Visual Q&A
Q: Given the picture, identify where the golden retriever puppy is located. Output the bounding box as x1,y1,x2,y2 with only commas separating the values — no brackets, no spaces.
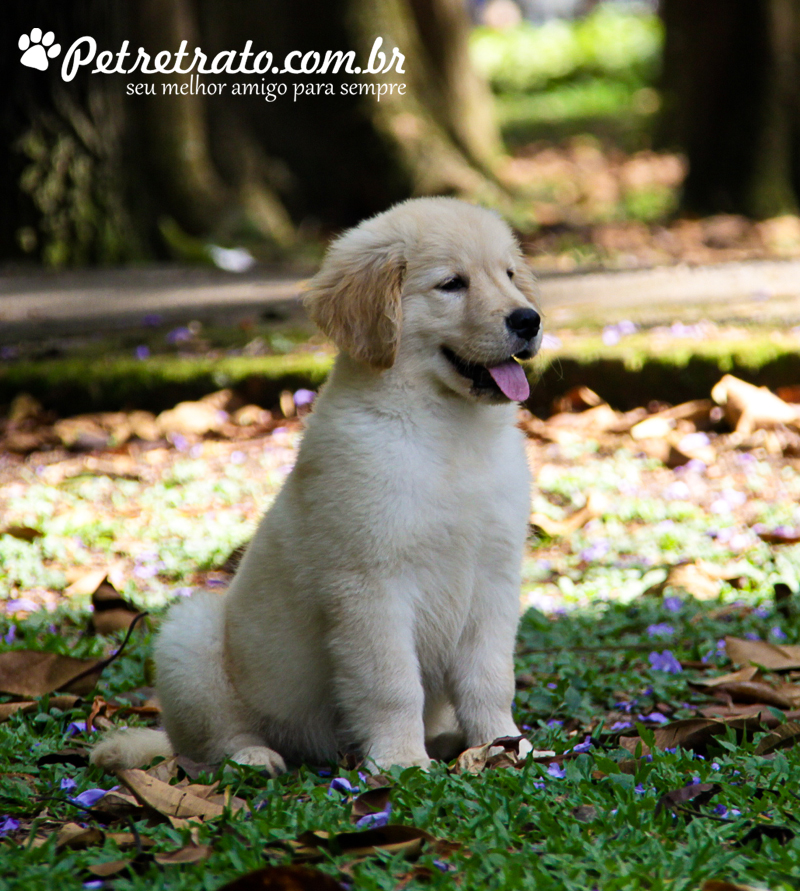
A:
91,197,542,775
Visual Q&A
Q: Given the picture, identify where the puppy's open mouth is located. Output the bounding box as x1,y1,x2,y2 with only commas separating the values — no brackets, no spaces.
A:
442,346,531,402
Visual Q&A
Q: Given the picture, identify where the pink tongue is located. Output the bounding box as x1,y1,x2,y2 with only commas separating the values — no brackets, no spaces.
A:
488,360,529,402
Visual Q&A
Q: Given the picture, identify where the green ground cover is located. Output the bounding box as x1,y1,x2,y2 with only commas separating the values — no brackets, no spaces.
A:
3,414,800,888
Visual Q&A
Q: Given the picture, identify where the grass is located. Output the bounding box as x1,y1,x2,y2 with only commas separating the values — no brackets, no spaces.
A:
5,326,800,418
4,414,800,887
3,586,800,888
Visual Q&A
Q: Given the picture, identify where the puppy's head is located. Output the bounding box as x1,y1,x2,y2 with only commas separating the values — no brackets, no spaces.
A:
305,197,542,403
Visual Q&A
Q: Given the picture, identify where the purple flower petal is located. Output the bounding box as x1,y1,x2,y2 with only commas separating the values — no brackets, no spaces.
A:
134,345,150,360
4,598,39,613
648,650,682,673
293,389,316,407
0,816,20,835
355,806,391,829
3,625,16,644
663,596,682,613
71,788,109,808
166,326,192,344
60,777,77,792
547,763,566,779
771,626,788,641
610,721,633,731
646,623,675,638
328,777,354,796
66,721,87,736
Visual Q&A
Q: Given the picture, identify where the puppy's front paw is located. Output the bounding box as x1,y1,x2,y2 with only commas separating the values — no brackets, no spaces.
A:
230,745,287,777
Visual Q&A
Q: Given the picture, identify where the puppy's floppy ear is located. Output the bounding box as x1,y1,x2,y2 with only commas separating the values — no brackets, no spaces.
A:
304,227,406,370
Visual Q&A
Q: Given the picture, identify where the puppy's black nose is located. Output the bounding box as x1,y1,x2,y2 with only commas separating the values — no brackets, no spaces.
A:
506,308,541,341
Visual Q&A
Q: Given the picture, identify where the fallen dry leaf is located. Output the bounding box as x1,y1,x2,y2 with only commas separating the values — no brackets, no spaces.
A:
753,721,800,756
37,746,89,767
692,666,759,688
153,843,213,865
711,374,799,436
56,823,105,850
157,401,225,437
0,651,105,698
116,768,227,821
630,416,675,441
531,491,608,537
725,636,800,670
0,525,43,542
647,562,722,601
89,580,143,635
290,825,434,863
351,787,391,823
655,783,720,816
218,865,345,891
702,880,774,891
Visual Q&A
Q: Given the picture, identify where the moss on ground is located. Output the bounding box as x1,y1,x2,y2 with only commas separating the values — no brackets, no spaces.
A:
3,332,799,416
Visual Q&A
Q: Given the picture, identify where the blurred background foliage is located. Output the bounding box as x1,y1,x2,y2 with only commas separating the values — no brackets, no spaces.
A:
2,0,800,270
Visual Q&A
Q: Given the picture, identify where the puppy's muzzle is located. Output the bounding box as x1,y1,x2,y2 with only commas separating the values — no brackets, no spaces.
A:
506,308,541,342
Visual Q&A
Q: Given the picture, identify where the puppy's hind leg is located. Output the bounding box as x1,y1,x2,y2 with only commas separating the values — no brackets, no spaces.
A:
154,592,286,776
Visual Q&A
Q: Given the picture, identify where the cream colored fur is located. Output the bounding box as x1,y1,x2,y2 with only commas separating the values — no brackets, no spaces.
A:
91,197,542,775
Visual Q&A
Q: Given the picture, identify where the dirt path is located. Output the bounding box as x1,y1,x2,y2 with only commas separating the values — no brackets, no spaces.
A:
2,258,800,343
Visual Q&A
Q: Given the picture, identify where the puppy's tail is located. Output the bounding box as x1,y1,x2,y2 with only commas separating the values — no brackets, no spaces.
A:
90,727,174,772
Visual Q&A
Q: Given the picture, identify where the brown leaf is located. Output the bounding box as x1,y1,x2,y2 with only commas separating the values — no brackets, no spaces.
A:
175,754,217,780
116,768,226,821
530,492,608,538
54,416,110,450
710,681,798,709
0,525,43,542
725,636,800,670
452,736,538,775
90,788,143,821
351,787,391,822
153,843,213,865
56,823,105,849
218,865,345,890
655,783,720,816
157,401,225,437
692,666,759,688
551,386,604,414
37,746,89,768
0,650,105,698
712,374,799,436
290,825,433,862
702,881,773,891
757,529,800,545
0,700,37,721
754,721,800,756
86,578,143,634
104,832,156,851
86,858,137,877
64,569,110,599
661,563,722,601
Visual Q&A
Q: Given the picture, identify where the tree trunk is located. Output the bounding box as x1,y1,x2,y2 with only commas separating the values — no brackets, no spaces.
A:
1,0,504,265
659,0,800,218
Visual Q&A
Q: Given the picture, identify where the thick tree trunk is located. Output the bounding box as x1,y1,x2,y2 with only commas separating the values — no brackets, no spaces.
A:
659,0,800,218
1,0,504,265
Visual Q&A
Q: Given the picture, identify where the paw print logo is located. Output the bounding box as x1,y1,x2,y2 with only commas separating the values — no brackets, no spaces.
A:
19,29,61,71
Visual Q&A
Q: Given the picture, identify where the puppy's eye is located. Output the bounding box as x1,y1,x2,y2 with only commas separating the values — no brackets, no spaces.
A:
438,275,468,292
507,268,514,280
